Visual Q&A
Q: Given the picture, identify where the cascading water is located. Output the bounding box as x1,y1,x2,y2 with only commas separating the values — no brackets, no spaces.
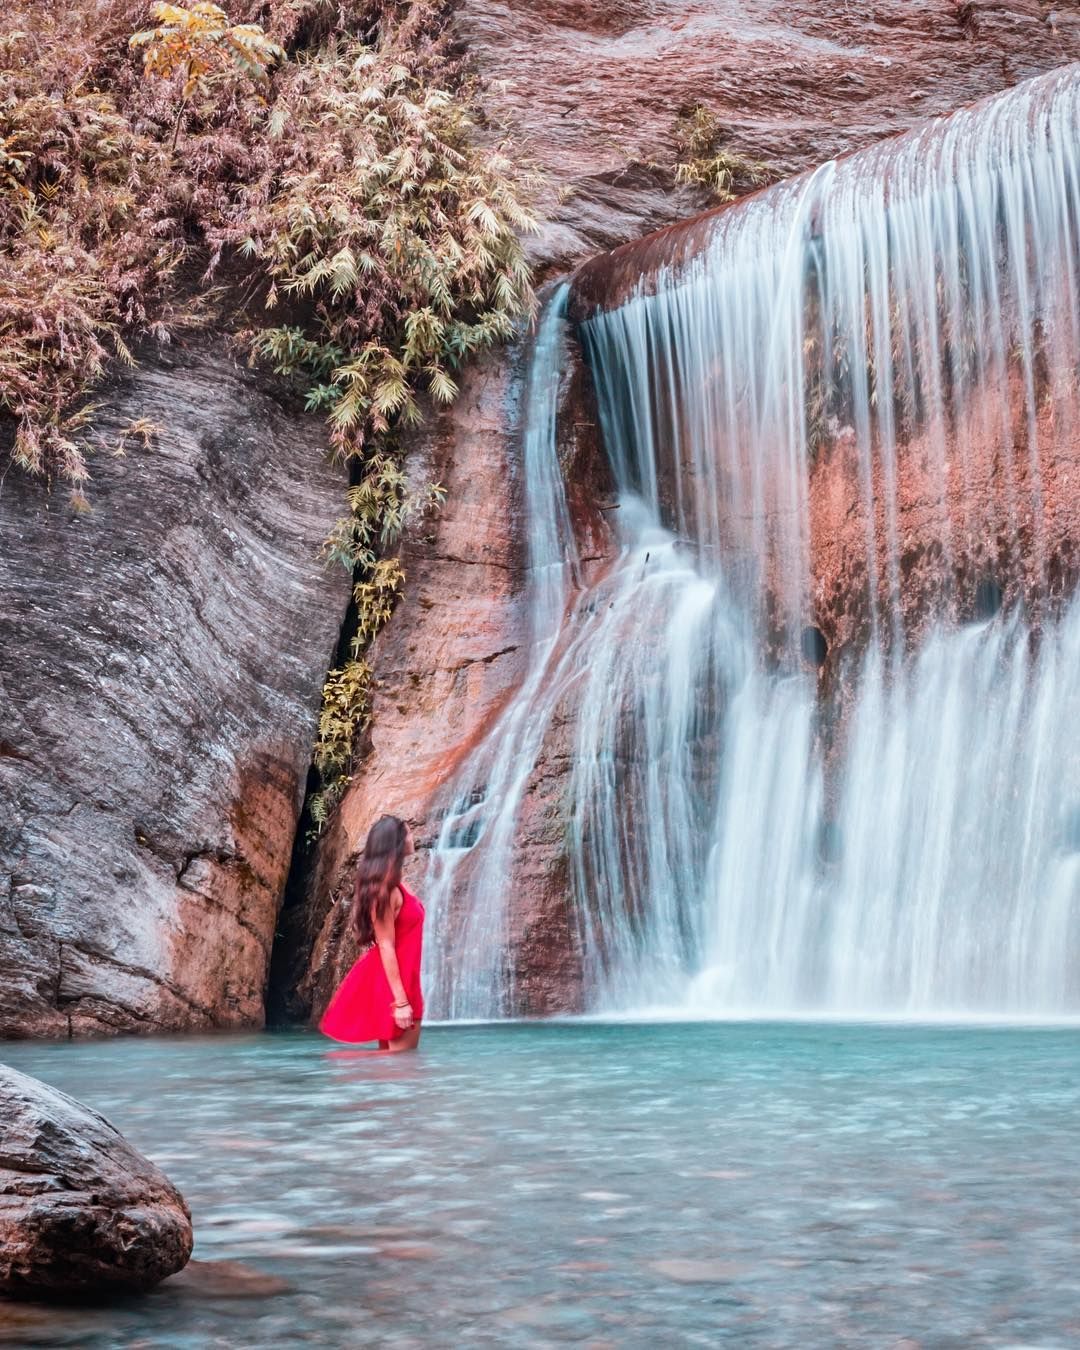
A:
427,67,1080,1020
423,285,579,1019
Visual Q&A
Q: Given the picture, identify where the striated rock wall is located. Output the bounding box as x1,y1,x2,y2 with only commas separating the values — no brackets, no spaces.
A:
0,341,349,1037
283,1,1080,1019
460,0,1080,267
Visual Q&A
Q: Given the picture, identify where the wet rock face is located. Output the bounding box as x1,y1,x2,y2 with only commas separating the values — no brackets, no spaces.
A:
287,339,613,1025
457,0,1080,270
808,373,1080,665
277,347,535,1022
290,2,1080,1021
0,340,349,1038
0,1064,192,1296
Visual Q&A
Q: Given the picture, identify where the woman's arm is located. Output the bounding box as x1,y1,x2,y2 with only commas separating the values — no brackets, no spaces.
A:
372,888,413,1028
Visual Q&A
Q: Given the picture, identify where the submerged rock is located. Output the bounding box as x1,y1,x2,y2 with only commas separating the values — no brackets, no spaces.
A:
0,1065,193,1297
164,1259,290,1300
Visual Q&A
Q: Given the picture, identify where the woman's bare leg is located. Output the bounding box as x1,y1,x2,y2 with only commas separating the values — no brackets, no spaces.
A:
386,1024,421,1054
327,1029,420,1056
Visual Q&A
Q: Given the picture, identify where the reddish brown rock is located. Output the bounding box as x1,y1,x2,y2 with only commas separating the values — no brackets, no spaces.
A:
290,2,1080,1020
568,62,1080,668
808,371,1080,661
164,1259,291,1299
285,335,614,1023
802,367,1080,806
458,0,1080,271
0,339,349,1038
278,347,532,1020
0,1064,192,1296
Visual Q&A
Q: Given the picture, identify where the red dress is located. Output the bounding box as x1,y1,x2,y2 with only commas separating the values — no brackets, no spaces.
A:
320,886,425,1043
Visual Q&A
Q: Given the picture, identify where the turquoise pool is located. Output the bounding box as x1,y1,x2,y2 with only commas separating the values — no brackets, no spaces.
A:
2,1021,1078,1347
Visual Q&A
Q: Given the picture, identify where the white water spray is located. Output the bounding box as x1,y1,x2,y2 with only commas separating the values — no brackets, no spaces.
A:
427,69,1080,1018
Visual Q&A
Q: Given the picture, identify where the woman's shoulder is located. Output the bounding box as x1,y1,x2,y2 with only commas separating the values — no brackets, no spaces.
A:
397,884,424,914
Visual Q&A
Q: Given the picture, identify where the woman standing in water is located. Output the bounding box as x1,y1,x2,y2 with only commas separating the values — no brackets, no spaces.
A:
320,815,425,1053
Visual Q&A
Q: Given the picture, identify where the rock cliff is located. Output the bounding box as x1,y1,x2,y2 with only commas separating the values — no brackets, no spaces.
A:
461,0,1080,266
5,2,1080,1034
289,1,1080,1022
0,341,348,1037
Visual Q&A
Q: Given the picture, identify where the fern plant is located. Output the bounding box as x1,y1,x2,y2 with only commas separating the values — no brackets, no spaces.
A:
308,658,373,833
673,105,771,203
131,2,284,148
244,32,536,458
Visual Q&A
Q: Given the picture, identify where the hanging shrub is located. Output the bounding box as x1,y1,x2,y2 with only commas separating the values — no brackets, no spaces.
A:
1,0,537,830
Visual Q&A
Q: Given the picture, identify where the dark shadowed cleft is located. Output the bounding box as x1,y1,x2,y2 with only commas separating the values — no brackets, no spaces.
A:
800,625,829,666
973,577,1003,621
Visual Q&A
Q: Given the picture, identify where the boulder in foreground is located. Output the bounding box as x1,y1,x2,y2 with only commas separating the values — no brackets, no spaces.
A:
0,1065,193,1298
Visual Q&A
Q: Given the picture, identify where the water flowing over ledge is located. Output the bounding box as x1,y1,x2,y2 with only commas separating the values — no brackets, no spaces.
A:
570,63,1080,325
424,66,1080,1022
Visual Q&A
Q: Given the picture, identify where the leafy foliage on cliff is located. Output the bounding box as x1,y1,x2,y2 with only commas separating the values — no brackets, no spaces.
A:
245,35,534,457
309,658,373,834
1,1,534,485
1,0,536,828
673,105,771,203
131,2,284,149
1,9,160,484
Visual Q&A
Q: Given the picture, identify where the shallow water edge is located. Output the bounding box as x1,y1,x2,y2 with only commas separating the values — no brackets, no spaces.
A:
2,1021,1078,1348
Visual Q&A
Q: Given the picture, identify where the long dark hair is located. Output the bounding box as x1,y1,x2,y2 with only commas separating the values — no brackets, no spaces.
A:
352,814,408,948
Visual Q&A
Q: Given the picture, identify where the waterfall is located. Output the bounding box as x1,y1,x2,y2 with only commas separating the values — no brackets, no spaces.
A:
422,284,579,1019
427,68,1080,1020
